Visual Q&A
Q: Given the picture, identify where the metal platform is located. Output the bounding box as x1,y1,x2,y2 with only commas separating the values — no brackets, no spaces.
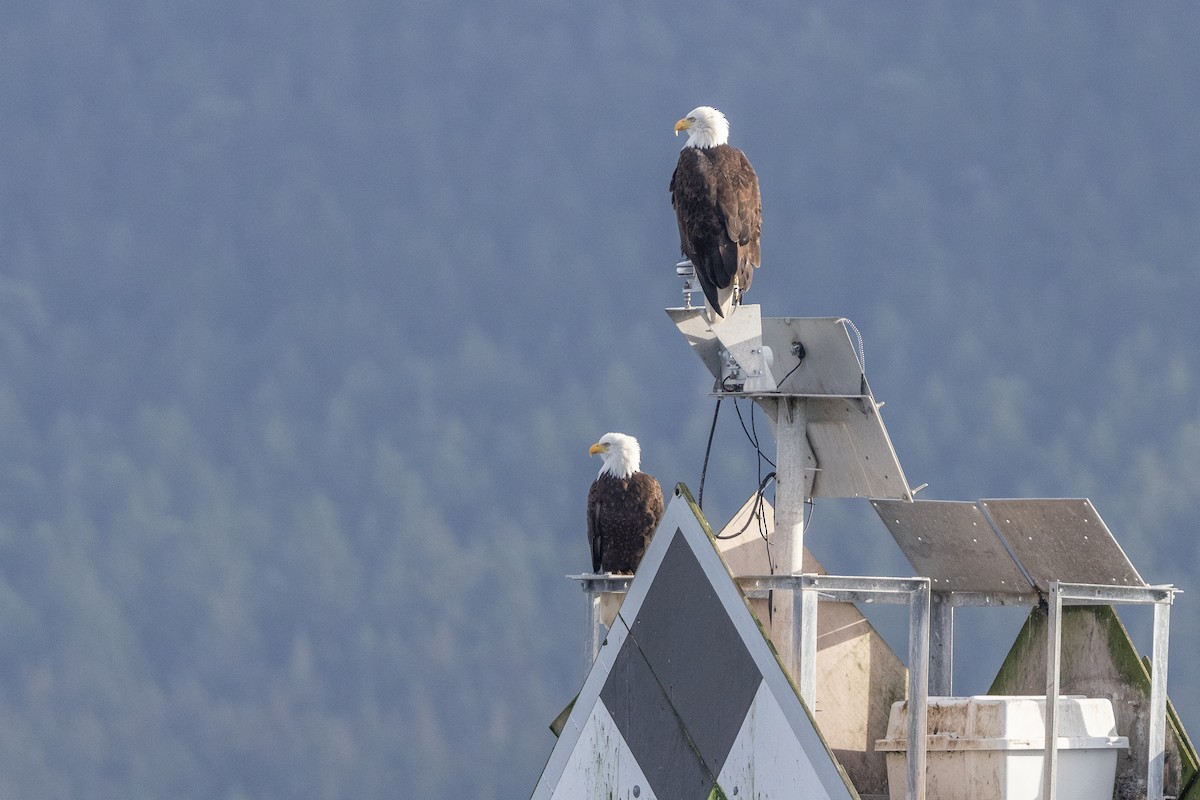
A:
871,498,1032,594
981,498,1143,590
872,497,1145,596
871,496,1176,800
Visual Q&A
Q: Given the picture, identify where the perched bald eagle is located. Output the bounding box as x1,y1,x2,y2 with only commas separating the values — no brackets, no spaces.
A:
587,433,665,574
670,106,762,320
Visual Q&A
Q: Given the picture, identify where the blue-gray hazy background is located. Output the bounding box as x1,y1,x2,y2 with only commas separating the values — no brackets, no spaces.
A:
3,2,1199,798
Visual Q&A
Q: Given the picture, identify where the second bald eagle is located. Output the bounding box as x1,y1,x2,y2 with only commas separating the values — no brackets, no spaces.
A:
587,433,664,574
670,106,762,320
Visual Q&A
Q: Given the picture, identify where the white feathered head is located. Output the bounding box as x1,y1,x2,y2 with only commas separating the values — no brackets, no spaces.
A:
588,432,641,479
674,106,730,149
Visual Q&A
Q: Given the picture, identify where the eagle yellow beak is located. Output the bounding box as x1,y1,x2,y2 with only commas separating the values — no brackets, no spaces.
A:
674,117,691,136
589,442,607,456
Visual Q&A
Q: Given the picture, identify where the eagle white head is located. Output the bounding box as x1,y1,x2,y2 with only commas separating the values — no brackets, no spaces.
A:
674,106,730,149
588,432,642,479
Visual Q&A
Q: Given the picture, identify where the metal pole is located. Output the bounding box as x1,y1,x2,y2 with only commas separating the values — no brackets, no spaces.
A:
907,581,930,800
800,580,818,707
773,396,811,683
586,591,601,669
1044,582,1062,800
929,592,953,695
775,396,809,575
1148,599,1171,800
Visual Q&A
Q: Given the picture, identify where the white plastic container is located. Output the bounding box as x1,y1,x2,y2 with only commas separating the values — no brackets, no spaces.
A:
875,695,1127,800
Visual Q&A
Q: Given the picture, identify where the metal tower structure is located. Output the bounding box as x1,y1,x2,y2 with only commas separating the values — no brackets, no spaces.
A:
542,281,1183,800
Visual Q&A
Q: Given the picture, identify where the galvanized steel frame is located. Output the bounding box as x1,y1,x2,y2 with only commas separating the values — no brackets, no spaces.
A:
1043,581,1178,800
654,309,1181,799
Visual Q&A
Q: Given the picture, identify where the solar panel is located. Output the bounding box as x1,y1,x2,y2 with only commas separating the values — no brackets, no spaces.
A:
980,498,1145,591
871,499,1033,593
872,498,1147,595
760,317,865,396
803,397,911,500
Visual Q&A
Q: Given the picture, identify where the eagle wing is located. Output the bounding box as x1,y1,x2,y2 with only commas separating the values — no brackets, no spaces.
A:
632,473,666,561
587,473,665,574
587,482,605,573
671,149,737,310
671,145,762,314
713,147,762,293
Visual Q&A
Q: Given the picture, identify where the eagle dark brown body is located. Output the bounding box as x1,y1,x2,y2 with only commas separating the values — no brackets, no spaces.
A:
587,472,665,574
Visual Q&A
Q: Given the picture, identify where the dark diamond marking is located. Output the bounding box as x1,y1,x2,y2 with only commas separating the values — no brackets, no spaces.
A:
601,634,712,799
602,529,762,794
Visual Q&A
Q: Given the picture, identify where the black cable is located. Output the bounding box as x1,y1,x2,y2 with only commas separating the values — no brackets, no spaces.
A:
697,397,721,509
749,402,772,501
749,403,777,575
714,471,776,539
698,397,787,615
776,358,803,387
732,398,776,469
750,398,760,451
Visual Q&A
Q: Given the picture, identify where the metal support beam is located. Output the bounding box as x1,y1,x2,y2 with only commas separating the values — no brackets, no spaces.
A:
1042,581,1177,800
929,593,953,695
1149,598,1171,800
755,574,929,800
744,574,927,596
771,396,813,684
936,591,1040,607
908,584,930,800
570,574,632,668
774,397,810,575
799,583,818,706
1044,581,1063,800
586,592,601,669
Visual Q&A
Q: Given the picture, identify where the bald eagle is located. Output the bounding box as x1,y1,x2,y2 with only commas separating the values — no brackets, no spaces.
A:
587,433,665,574
670,106,762,320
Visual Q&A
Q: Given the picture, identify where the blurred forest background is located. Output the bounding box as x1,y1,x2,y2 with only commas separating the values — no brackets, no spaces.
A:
2,2,1199,798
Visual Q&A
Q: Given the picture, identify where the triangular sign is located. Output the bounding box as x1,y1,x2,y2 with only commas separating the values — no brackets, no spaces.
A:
532,484,859,800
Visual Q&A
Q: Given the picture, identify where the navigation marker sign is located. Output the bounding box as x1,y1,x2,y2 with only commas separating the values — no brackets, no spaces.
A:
532,485,858,800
